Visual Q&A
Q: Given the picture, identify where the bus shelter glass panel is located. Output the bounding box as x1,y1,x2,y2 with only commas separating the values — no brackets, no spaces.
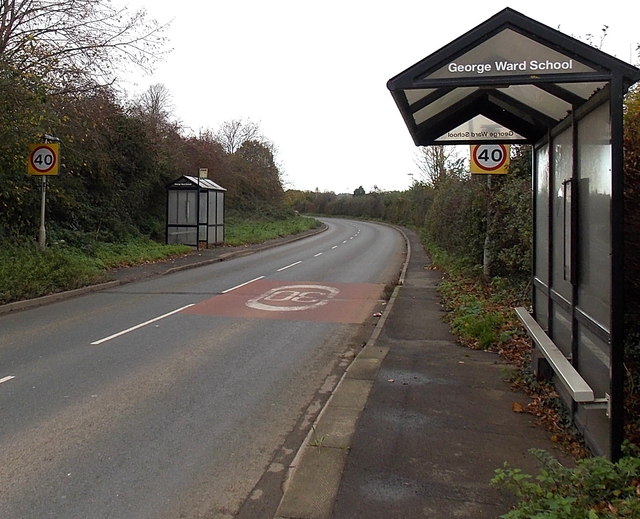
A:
414,87,478,125
574,102,612,456
534,143,550,328
405,88,435,105
167,190,198,245
183,191,197,225
216,192,225,243
168,227,197,245
208,193,216,227
168,191,178,225
198,191,208,242
575,323,612,455
199,192,208,224
577,103,612,329
550,127,574,359
505,85,571,120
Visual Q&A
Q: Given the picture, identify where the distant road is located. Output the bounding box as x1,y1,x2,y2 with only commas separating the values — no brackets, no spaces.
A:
0,218,404,519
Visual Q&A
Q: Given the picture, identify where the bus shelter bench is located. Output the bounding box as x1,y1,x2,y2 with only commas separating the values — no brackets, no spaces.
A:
514,307,608,412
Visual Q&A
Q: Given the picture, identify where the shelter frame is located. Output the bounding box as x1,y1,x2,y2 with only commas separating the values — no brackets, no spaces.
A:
387,8,640,458
166,175,226,249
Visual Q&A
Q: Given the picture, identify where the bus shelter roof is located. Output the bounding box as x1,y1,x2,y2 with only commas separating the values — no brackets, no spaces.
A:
387,8,640,146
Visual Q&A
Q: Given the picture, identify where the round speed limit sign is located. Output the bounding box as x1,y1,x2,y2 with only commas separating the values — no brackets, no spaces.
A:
27,143,60,175
470,144,510,174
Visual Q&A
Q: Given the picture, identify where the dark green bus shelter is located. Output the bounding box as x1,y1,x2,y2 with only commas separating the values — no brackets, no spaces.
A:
388,8,640,458
166,175,226,248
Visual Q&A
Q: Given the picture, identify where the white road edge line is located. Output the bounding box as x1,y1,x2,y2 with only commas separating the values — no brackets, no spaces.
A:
331,246,338,249
277,261,302,272
90,304,195,345
0,375,15,384
314,253,323,257
221,276,264,294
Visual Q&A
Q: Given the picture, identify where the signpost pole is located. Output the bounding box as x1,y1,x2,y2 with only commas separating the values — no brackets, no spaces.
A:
28,134,60,250
38,175,47,250
482,175,492,280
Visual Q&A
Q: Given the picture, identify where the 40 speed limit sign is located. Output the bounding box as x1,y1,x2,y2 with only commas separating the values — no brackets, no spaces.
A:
27,143,60,176
470,144,510,174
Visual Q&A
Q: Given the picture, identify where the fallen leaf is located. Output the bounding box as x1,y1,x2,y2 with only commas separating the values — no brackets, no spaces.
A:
512,402,525,413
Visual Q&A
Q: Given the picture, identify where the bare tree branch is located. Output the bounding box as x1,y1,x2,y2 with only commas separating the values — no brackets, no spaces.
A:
0,0,170,94
415,145,466,186
215,119,265,154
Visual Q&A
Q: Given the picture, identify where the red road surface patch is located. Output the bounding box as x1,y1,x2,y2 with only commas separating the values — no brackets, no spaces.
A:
183,279,385,323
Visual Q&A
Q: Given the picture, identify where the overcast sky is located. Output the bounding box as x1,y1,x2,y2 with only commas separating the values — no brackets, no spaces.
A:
118,1,639,194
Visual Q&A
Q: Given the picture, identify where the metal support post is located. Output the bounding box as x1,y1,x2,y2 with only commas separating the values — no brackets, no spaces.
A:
39,175,47,250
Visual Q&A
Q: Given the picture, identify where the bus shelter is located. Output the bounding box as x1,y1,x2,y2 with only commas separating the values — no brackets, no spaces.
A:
166,175,226,248
387,8,640,458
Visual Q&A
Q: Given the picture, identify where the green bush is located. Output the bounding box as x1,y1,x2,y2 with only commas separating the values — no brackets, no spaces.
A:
486,148,533,281
424,175,486,266
492,449,640,519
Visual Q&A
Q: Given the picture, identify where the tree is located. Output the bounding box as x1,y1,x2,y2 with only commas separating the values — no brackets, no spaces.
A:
353,186,365,197
415,145,466,187
173,132,227,184
486,146,533,281
624,85,640,317
215,119,264,154
0,59,50,239
230,139,283,207
623,84,640,446
133,83,176,135
0,0,168,94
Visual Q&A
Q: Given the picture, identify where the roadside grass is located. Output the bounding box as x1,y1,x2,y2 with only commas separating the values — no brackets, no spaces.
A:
0,243,106,304
0,239,191,305
91,240,192,269
0,215,321,305
429,248,527,354
224,214,320,246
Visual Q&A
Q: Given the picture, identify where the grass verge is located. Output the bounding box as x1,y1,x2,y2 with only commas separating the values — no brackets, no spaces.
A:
0,239,192,305
0,215,321,305
224,214,321,246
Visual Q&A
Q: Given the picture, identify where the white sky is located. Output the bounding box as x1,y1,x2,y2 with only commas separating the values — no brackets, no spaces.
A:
118,1,639,194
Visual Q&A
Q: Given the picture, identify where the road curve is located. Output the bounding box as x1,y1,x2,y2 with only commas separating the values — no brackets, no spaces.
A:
0,218,405,519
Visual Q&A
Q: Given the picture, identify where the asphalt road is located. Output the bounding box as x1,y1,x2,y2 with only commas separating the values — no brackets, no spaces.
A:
0,218,405,519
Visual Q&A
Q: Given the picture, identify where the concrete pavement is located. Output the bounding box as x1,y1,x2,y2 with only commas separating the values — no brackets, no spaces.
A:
273,228,567,519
